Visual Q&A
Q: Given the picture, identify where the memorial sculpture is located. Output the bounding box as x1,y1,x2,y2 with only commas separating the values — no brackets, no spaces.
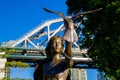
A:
34,7,102,80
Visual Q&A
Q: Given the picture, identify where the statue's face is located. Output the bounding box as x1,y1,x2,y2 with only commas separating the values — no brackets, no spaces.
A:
52,37,62,53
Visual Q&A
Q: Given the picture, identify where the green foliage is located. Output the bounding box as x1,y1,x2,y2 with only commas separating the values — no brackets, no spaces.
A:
5,61,29,67
66,0,120,79
0,47,16,54
2,77,32,80
0,47,16,58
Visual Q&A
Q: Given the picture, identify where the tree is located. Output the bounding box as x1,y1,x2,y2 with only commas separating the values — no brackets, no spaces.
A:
66,0,120,79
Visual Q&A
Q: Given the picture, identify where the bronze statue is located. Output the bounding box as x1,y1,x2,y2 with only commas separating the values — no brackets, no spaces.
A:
34,7,102,80
34,36,73,80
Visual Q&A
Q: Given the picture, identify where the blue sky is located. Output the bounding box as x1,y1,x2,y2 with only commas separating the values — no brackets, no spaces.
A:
0,0,67,43
0,0,98,80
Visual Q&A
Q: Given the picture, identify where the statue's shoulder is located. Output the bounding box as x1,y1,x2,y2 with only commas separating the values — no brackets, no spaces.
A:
37,58,50,65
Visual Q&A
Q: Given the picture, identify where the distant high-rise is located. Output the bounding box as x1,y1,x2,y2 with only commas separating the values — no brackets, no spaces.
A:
97,71,105,80
70,68,87,80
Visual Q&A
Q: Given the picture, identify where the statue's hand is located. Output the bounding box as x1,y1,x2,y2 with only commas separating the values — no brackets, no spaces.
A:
62,29,78,42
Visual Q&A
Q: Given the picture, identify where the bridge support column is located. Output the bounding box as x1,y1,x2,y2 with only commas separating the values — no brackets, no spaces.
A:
0,52,7,79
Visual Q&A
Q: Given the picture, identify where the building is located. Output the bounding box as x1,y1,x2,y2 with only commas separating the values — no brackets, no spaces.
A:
70,68,87,80
97,71,105,80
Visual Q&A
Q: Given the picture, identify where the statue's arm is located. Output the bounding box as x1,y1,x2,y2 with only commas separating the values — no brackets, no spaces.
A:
64,41,73,68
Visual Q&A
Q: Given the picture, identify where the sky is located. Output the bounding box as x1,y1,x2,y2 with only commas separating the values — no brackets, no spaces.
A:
0,0,98,80
0,0,67,43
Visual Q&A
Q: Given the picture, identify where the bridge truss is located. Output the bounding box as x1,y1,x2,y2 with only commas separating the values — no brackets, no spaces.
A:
1,17,95,68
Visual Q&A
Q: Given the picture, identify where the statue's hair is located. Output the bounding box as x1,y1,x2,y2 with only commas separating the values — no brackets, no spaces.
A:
45,36,64,57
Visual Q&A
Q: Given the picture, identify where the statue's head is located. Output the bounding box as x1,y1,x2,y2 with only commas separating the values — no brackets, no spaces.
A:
45,36,64,57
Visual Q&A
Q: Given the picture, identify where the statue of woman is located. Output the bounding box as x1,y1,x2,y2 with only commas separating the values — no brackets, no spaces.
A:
43,36,73,80
34,7,79,80
34,36,73,80
33,7,102,80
